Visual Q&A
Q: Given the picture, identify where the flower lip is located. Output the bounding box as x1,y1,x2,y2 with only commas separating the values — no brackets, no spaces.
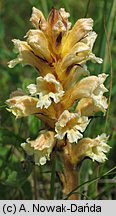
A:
27,73,64,109
72,133,111,164
88,133,111,163
91,73,108,114
55,110,90,143
21,131,56,166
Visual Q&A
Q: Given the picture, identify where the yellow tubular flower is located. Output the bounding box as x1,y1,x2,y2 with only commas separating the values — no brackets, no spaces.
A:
55,110,90,143
75,98,100,116
72,134,111,164
30,7,71,57
27,73,64,109
61,18,102,64
26,29,52,62
21,131,56,165
6,91,57,127
60,73,108,114
47,8,71,55
62,64,89,90
62,18,93,52
8,39,54,76
56,18,102,83
61,42,92,70
6,95,40,118
61,41,102,71
81,31,103,63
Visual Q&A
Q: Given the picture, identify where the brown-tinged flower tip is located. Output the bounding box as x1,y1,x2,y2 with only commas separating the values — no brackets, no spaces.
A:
30,7,47,30
48,7,71,35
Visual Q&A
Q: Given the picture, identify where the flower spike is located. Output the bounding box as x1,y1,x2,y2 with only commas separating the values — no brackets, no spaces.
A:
7,6,110,200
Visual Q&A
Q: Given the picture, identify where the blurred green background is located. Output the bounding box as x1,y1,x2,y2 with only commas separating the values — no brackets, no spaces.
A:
0,0,116,199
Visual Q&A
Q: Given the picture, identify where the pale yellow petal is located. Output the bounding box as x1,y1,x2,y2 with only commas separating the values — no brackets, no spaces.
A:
60,74,108,113
63,65,89,90
55,110,90,143
6,95,40,118
76,98,100,116
81,31,97,49
21,131,56,165
27,73,64,109
62,18,93,54
71,134,110,164
61,42,91,70
8,39,53,76
26,29,52,62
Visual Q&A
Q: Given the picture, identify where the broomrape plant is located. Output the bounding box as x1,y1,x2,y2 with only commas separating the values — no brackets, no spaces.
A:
6,7,111,199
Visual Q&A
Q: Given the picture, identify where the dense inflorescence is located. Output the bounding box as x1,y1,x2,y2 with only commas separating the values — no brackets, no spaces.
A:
6,7,110,197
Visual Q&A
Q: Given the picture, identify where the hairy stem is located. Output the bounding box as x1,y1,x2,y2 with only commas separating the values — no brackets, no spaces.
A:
59,143,80,200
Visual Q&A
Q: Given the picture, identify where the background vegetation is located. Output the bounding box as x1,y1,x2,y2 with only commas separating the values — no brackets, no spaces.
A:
0,0,116,199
